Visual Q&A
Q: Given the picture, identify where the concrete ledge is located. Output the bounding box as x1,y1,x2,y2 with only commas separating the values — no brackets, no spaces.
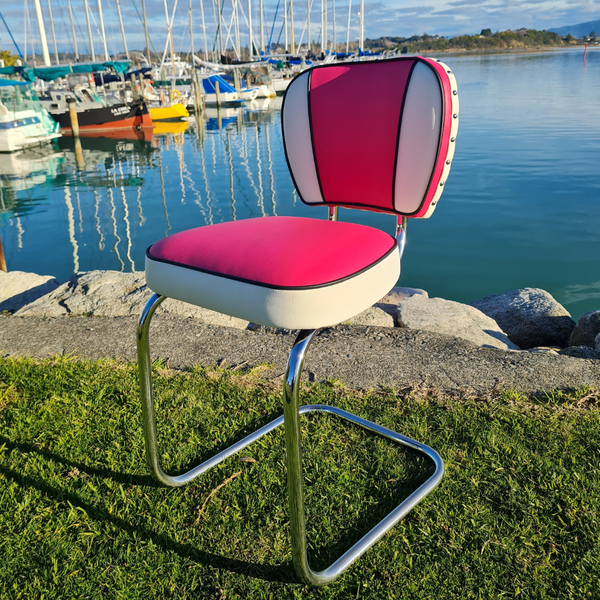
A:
2,314,599,394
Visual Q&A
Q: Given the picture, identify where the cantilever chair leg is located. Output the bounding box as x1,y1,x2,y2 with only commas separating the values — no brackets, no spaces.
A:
137,293,288,487
136,293,444,585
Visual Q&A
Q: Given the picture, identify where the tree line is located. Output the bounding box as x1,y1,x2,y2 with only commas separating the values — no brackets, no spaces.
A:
365,28,582,54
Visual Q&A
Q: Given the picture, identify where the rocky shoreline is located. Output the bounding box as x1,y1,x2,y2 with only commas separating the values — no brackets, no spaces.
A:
2,269,599,358
1,270,600,394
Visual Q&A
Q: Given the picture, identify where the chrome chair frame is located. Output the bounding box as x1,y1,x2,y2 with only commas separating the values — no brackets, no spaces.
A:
137,290,444,586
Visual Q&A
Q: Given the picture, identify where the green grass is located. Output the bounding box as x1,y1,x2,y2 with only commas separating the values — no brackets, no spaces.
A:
0,356,599,599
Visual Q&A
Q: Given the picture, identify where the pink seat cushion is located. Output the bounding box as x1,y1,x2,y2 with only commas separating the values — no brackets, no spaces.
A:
147,216,396,289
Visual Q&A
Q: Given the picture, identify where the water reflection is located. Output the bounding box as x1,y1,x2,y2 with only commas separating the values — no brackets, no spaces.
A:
0,147,64,194
1,52,599,319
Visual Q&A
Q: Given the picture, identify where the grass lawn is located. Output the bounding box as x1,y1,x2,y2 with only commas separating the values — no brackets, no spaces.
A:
0,355,599,599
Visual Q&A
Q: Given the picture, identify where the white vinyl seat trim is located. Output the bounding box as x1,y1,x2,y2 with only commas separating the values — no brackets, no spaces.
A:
394,62,443,214
145,249,400,330
282,70,325,205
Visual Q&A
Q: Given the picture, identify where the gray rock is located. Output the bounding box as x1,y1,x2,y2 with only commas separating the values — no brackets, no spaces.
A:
559,346,599,359
569,310,600,348
345,306,395,328
596,333,600,354
470,288,575,349
14,270,249,329
375,286,428,321
525,347,560,355
396,295,519,350
0,271,60,313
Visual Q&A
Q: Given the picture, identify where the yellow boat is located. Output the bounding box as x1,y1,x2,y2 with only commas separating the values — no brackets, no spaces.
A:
149,102,189,122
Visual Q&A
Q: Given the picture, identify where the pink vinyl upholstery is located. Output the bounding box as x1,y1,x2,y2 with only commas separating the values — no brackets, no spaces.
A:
282,57,458,218
147,217,396,288
145,217,400,329
146,57,459,327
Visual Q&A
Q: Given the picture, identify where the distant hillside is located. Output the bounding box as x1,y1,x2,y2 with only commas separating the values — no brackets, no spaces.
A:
548,20,600,38
365,29,567,54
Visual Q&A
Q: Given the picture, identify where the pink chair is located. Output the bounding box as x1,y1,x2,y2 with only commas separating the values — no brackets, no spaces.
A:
137,56,459,585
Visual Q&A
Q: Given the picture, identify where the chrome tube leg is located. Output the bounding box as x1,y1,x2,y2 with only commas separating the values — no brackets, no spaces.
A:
138,299,443,585
282,329,325,585
136,293,170,485
282,329,444,586
136,293,288,488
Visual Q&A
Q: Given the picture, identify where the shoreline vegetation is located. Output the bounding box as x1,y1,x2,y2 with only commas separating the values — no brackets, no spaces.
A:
365,27,598,55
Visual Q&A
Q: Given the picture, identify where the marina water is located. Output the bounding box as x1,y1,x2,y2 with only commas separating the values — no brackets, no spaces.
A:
1,49,599,319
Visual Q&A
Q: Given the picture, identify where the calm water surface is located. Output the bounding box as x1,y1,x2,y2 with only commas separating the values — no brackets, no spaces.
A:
1,49,599,319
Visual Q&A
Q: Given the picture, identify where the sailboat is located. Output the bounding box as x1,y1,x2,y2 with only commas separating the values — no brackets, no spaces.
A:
38,78,153,135
23,0,154,136
0,79,61,153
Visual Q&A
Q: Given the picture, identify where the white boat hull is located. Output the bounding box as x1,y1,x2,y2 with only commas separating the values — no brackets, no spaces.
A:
254,84,277,98
272,78,292,94
203,90,245,106
0,109,61,153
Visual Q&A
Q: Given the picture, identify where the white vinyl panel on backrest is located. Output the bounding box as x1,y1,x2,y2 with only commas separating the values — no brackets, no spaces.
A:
282,71,324,204
394,62,443,214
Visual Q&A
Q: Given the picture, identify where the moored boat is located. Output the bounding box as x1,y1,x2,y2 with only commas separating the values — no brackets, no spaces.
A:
41,88,153,135
149,102,190,122
200,74,245,106
0,79,61,153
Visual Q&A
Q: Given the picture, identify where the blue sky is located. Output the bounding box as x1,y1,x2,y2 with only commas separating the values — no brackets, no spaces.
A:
1,0,599,58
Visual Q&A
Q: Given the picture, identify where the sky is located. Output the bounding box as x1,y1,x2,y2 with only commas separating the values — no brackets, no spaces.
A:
1,0,599,59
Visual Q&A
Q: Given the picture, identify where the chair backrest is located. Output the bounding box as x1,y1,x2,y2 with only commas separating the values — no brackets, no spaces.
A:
281,57,458,219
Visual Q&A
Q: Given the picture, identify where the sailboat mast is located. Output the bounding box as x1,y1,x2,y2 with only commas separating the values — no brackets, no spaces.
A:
331,0,335,53
307,0,310,53
213,0,225,60
218,0,225,59
24,2,28,63
115,0,130,59
142,0,151,62
259,0,264,53
210,0,219,59
346,0,351,53
45,0,60,64
290,0,295,53
32,0,51,66
83,0,96,60
284,0,288,52
189,0,195,60
200,0,208,60
67,0,80,60
359,0,363,51
323,0,327,52
248,0,253,58
97,0,111,60
319,0,323,53
234,0,240,58
163,0,177,82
